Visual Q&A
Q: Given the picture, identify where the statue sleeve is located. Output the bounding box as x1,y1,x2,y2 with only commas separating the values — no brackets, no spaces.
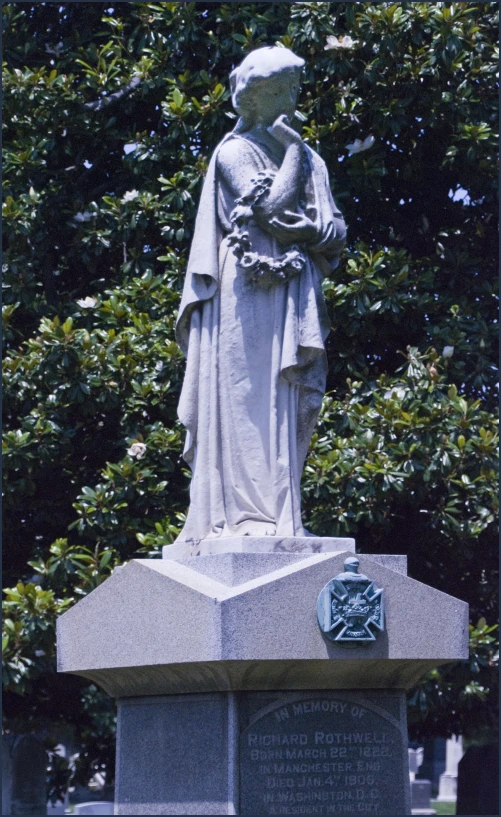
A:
306,150,347,274
175,148,221,355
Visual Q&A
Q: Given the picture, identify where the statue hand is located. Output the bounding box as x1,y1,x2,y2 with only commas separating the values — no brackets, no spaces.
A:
269,210,318,244
267,114,302,148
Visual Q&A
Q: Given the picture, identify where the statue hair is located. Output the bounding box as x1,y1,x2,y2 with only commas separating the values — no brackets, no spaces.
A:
229,46,305,133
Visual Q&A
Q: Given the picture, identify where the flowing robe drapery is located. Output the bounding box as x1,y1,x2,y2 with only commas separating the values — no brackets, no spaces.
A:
175,134,346,542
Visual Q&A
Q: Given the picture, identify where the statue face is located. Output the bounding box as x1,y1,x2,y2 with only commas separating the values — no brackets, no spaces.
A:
230,46,304,129
253,70,300,126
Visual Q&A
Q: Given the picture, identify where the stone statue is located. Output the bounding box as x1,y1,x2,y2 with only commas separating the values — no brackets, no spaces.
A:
175,46,346,543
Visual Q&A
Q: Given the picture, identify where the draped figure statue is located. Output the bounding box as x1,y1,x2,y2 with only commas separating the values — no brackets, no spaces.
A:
175,47,346,543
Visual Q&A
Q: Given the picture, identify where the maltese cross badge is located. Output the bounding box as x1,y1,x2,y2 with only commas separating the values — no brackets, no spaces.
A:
317,556,385,644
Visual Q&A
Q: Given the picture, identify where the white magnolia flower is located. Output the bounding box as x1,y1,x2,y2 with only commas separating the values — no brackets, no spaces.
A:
442,346,455,359
76,296,97,309
127,442,147,459
325,35,358,51
384,387,406,400
345,135,375,156
122,189,139,203
73,211,93,222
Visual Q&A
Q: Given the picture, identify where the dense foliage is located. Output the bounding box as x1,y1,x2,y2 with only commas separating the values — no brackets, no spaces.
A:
3,1,498,798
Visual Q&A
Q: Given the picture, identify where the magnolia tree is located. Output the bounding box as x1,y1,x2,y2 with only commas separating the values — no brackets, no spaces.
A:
2,1,498,798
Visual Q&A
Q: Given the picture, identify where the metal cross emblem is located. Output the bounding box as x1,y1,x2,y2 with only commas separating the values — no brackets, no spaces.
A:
317,557,384,643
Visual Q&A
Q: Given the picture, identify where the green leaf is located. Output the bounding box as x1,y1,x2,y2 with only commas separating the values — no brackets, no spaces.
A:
99,551,113,569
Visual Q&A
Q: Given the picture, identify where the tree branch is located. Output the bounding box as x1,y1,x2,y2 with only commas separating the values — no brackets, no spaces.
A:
84,75,142,112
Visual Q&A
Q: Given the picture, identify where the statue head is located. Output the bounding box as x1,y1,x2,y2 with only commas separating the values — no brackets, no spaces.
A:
230,46,305,131
343,557,360,574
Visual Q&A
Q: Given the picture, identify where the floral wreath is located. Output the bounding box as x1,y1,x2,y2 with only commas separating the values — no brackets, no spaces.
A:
227,171,307,289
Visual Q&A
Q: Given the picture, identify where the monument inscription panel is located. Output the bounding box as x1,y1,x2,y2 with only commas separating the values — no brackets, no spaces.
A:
239,693,408,816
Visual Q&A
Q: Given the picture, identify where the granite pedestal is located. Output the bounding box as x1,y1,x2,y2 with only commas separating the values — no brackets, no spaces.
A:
57,539,469,815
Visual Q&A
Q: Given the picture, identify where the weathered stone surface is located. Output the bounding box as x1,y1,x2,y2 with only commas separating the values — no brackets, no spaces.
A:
114,690,411,816
163,536,356,560
239,690,410,816
68,658,458,702
58,550,468,697
174,551,407,585
116,694,235,815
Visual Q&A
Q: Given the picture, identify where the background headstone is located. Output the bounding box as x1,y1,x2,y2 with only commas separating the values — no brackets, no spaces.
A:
408,746,435,814
408,747,424,781
456,743,499,815
410,779,435,814
10,734,47,815
437,735,463,802
412,738,446,796
2,734,13,815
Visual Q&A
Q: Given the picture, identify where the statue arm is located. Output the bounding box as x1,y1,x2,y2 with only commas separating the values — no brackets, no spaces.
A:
216,138,262,200
216,135,314,244
252,115,308,234
217,126,343,254
254,143,303,220
216,127,302,215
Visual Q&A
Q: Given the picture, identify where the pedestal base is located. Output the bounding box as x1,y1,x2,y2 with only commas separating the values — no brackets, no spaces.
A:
57,540,469,817
116,690,411,816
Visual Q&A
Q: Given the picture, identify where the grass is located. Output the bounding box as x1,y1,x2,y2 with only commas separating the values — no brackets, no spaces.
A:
431,800,456,815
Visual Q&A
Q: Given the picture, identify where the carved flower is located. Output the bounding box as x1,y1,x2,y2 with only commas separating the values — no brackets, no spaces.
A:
345,135,375,156
240,252,260,270
259,258,273,273
230,204,253,224
283,252,305,273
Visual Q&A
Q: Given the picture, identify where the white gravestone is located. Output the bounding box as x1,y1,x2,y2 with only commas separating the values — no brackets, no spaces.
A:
437,734,463,802
408,746,424,781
